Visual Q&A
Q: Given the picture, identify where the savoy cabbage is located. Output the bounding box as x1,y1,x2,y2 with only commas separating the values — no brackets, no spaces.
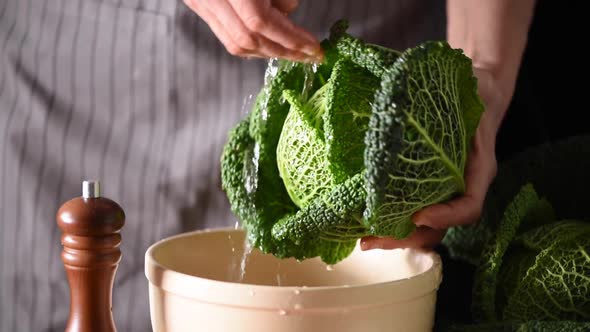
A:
220,19,484,264
442,184,590,331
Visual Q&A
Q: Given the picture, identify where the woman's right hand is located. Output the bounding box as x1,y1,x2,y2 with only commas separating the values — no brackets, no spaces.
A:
184,0,323,62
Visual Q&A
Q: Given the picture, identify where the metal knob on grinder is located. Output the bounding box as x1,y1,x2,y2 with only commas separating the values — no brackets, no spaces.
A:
56,180,125,332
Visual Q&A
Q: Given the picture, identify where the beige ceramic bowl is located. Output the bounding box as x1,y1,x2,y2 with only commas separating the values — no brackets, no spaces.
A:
145,228,442,332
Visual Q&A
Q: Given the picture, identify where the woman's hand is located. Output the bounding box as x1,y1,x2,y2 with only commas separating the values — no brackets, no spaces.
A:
184,0,323,62
360,67,510,251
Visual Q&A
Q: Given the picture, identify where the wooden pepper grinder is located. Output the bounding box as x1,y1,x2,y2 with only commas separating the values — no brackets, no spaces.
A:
57,180,125,332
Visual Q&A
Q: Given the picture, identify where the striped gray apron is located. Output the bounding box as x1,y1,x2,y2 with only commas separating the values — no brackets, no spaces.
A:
0,0,445,330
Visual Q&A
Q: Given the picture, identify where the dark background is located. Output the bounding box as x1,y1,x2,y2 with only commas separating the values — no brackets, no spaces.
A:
496,0,586,161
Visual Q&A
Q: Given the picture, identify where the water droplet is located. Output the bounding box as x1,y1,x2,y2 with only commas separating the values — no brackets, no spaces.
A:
278,309,287,316
262,58,281,89
248,290,255,296
301,63,317,100
326,265,334,271
276,262,283,286
244,143,260,194
234,221,240,229
240,94,255,115
294,304,303,310
293,289,301,295
238,239,253,282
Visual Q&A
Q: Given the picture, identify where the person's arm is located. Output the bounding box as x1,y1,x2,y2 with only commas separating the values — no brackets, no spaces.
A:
447,0,536,134
361,1,536,250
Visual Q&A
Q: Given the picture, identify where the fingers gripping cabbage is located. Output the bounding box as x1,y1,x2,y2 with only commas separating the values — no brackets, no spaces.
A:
220,20,484,264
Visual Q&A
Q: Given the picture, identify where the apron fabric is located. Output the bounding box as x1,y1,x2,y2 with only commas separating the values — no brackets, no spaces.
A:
0,0,445,330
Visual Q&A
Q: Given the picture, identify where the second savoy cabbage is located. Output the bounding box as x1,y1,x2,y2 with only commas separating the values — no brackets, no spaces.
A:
221,20,484,264
442,183,590,331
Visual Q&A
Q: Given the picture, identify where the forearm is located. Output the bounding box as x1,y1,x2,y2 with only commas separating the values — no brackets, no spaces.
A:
447,0,536,131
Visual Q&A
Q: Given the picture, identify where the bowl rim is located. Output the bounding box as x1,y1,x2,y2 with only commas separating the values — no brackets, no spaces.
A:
145,227,443,309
